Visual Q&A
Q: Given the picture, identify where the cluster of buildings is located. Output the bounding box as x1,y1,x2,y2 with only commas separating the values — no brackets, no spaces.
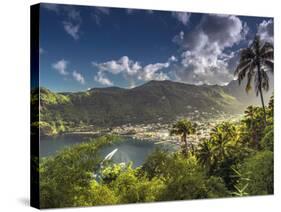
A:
66,107,242,148
109,110,242,147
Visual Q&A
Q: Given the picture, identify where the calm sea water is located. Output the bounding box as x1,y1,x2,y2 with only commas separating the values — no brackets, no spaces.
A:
40,135,175,167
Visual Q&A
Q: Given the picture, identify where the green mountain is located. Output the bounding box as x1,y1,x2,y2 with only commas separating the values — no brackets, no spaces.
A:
35,80,273,131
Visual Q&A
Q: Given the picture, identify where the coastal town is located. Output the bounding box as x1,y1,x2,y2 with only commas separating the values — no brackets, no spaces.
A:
86,109,242,149
64,108,243,148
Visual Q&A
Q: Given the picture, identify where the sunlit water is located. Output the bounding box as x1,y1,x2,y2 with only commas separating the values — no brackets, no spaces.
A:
40,134,177,167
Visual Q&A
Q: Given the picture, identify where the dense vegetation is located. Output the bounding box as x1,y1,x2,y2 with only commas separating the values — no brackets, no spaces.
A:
39,96,274,208
34,78,273,136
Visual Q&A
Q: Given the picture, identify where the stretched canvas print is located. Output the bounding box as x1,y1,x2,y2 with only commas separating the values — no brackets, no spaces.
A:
31,3,274,209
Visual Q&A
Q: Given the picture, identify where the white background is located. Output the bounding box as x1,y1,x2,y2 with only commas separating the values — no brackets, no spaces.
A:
0,0,280,211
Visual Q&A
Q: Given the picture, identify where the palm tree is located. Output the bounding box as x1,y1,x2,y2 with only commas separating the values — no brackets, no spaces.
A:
196,122,238,174
196,139,213,173
243,105,257,145
209,122,237,162
234,35,273,125
170,119,196,156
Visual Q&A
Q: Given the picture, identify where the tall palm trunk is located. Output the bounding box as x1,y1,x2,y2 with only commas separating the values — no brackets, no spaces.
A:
257,64,267,126
259,86,267,125
183,133,188,157
190,141,195,154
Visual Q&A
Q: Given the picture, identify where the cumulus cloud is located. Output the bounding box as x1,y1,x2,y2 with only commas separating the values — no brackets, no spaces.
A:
139,63,170,81
172,12,191,25
93,56,175,86
176,50,234,85
257,19,273,43
173,14,248,85
93,56,142,76
94,71,114,86
72,70,85,84
185,14,244,50
52,59,69,75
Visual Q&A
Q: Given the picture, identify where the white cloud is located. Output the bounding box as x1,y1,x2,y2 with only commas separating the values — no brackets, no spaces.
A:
93,56,175,86
168,55,178,62
72,70,85,84
177,50,234,85
52,59,69,75
139,63,170,81
93,56,141,76
257,19,273,43
94,71,114,86
171,12,191,25
42,4,82,40
173,14,248,85
63,21,80,40
172,31,184,45
61,7,82,40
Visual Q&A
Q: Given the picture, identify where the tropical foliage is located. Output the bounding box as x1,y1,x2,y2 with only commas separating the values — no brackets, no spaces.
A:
39,95,274,208
170,119,196,155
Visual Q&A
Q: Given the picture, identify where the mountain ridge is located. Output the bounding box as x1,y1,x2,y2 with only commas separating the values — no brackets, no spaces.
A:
35,79,273,128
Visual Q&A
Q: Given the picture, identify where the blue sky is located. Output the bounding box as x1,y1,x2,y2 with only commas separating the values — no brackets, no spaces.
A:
39,3,273,92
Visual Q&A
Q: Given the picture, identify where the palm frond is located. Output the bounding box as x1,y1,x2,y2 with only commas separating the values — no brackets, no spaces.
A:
245,73,252,93
234,60,251,75
235,63,251,84
239,48,255,62
260,42,273,56
261,50,273,60
263,59,274,73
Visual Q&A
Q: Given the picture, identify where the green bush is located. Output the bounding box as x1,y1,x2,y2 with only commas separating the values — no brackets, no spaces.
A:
260,126,273,151
142,150,229,200
39,136,115,208
237,151,273,195
109,165,165,203
74,181,118,206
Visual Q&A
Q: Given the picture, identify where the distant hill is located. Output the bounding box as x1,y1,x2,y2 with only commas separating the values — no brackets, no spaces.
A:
224,76,273,105
36,79,273,127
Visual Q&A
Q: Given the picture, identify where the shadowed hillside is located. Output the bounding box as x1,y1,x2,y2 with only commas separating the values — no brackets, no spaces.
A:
36,80,273,128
